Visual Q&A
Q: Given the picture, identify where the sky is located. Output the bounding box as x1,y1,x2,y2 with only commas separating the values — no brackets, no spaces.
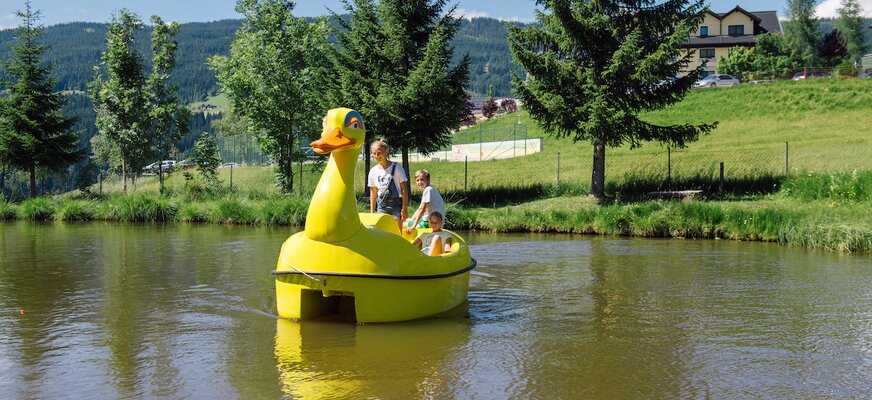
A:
2,0,871,30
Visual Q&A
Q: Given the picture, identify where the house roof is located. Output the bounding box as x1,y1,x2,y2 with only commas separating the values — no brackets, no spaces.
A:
684,35,758,48
751,11,781,34
717,6,761,23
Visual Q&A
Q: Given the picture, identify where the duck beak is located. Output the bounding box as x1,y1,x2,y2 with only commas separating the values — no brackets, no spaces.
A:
311,127,356,154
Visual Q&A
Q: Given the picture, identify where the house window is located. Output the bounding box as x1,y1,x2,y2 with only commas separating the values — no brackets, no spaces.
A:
699,48,715,59
728,25,744,36
700,26,708,37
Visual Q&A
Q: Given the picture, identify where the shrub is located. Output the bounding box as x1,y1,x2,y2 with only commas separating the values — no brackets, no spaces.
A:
257,196,309,225
18,198,55,220
0,200,17,220
55,199,96,221
102,193,176,222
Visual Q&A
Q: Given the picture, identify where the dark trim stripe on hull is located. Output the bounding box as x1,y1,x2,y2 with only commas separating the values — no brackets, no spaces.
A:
273,259,477,280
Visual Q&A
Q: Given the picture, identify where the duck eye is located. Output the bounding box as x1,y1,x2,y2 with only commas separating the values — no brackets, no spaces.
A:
346,117,361,130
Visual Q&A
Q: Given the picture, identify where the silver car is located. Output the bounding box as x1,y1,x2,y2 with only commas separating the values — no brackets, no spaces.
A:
693,74,740,88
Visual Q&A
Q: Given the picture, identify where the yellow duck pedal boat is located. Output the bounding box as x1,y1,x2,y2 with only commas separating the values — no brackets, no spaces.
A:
273,108,476,323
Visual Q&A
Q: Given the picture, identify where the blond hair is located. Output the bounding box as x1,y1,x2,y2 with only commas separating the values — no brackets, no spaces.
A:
371,139,389,153
415,169,430,181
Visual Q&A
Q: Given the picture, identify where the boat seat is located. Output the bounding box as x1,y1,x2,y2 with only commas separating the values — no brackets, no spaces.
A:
358,212,400,235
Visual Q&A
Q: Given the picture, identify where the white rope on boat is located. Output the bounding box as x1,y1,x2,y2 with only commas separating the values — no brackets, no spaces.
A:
278,244,327,286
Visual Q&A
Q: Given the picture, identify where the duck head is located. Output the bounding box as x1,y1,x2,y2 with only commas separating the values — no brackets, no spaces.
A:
304,108,366,243
311,108,365,155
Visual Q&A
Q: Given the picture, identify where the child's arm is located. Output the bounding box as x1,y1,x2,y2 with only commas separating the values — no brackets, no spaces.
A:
405,201,429,233
369,186,377,213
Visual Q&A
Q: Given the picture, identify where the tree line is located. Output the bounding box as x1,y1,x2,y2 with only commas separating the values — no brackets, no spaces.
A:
7,0,858,202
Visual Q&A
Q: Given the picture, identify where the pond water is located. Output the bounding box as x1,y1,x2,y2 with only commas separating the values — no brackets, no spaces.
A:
1,222,871,399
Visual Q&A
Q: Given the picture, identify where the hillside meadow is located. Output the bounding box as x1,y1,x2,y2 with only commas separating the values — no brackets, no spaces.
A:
2,79,870,252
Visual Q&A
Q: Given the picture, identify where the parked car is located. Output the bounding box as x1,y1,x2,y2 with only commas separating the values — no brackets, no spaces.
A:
142,160,177,173
792,71,830,80
693,74,740,88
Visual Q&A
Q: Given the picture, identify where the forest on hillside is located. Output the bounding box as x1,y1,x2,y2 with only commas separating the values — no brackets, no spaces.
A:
0,17,523,101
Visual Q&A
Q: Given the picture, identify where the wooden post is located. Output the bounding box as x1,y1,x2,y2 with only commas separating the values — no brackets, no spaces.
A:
667,147,672,190
557,152,561,184
464,156,468,192
719,162,724,195
785,141,789,177
229,164,233,192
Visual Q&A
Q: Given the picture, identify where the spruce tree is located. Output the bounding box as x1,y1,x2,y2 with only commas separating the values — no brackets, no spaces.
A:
0,1,80,198
508,0,716,201
328,0,469,183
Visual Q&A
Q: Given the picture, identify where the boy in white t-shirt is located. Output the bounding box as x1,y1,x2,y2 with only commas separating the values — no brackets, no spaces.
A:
405,169,446,234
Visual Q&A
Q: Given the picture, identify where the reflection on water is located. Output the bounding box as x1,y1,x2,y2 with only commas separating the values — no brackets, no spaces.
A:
1,223,871,398
275,317,471,399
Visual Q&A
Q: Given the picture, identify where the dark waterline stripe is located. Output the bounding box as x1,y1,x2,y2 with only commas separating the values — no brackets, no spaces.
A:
272,259,477,280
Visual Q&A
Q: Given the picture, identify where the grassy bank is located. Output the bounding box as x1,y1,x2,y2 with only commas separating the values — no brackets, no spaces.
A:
2,171,870,253
3,79,870,253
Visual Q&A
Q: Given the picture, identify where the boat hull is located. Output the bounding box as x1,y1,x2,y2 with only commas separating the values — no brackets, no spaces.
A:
275,268,472,323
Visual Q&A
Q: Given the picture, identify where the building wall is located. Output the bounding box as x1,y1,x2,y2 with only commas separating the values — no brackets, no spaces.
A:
694,13,722,36
721,12,753,35
682,11,757,77
681,47,740,76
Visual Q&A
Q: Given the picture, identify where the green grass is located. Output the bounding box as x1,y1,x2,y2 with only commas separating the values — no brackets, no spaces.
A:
5,80,871,253
18,198,55,221
0,200,17,220
189,93,229,114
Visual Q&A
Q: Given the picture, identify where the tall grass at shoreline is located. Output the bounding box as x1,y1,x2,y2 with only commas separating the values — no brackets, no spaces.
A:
2,170,868,252
3,80,870,252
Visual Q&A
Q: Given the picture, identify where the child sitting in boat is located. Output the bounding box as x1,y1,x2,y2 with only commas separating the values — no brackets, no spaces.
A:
405,169,446,234
413,211,454,256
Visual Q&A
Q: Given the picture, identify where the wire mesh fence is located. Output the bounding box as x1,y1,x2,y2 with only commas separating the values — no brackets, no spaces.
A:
340,140,872,202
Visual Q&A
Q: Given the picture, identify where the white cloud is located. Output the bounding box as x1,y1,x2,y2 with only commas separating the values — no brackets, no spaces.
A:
453,8,490,20
815,0,872,18
500,16,534,23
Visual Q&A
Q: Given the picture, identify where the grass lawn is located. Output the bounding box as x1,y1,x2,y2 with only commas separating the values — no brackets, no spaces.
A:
10,79,868,252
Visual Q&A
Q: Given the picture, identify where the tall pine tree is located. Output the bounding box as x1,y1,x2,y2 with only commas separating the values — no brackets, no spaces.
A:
149,15,188,194
90,9,151,192
210,0,328,194
327,0,469,186
835,0,868,63
785,0,820,66
0,1,80,198
508,0,716,201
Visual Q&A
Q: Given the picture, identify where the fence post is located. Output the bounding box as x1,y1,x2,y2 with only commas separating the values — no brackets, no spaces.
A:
719,162,724,195
557,152,561,185
785,141,789,177
479,125,482,149
667,147,671,190
299,159,304,195
464,156,468,192
229,164,233,192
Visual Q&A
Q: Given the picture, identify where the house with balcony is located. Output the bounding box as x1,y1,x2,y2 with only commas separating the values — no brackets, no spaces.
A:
681,6,781,77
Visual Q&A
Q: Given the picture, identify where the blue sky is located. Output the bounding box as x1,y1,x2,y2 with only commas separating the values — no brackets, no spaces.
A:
2,0,870,29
